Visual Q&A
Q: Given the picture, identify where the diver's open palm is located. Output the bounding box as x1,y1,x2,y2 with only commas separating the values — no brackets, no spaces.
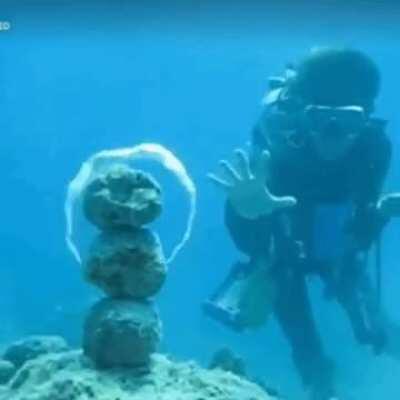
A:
208,148,297,219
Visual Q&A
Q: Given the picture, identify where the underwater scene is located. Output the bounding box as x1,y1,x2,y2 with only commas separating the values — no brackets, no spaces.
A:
0,2,399,399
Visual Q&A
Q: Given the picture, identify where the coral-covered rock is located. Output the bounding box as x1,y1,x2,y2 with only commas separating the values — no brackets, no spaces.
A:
83,165,162,230
0,360,16,384
83,298,162,369
1,350,277,400
84,228,167,298
209,347,247,377
3,336,69,369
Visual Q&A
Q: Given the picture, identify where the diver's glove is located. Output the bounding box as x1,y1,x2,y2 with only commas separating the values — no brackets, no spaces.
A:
208,148,297,220
377,192,400,218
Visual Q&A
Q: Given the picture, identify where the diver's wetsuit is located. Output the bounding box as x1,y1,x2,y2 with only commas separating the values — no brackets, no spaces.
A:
225,122,391,398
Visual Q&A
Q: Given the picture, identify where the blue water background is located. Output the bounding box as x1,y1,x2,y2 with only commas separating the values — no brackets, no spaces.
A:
0,3,399,398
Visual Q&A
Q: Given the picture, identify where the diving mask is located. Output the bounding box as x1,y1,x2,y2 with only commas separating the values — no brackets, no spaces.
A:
304,105,367,139
260,104,368,149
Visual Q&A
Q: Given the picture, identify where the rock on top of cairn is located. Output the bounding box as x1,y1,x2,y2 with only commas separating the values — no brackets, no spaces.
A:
83,298,162,369
84,228,167,298
83,165,162,231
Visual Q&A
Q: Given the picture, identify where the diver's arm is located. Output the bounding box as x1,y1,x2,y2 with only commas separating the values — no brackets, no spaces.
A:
208,116,296,255
224,199,276,257
221,141,295,256
348,133,392,250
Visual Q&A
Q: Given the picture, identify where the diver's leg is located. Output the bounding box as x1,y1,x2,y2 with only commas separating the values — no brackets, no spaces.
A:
325,253,386,353
383,316,400,360
273,268,336,399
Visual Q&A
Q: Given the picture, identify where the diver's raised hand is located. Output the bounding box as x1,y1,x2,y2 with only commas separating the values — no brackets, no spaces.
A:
208,148,297,220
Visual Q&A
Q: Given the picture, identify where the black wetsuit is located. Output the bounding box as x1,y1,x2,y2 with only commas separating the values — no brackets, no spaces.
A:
225,121,391,396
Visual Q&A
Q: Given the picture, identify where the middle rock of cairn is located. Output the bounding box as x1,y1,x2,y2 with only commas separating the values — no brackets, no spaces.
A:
81,164,166,369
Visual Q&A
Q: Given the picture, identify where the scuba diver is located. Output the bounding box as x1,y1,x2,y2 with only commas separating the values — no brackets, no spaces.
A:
206,47,400,400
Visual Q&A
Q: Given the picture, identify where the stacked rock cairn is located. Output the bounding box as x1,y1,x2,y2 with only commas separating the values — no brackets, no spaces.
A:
81,164,167,370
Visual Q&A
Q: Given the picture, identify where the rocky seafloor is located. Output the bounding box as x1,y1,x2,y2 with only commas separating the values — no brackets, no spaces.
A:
0,337,278,400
